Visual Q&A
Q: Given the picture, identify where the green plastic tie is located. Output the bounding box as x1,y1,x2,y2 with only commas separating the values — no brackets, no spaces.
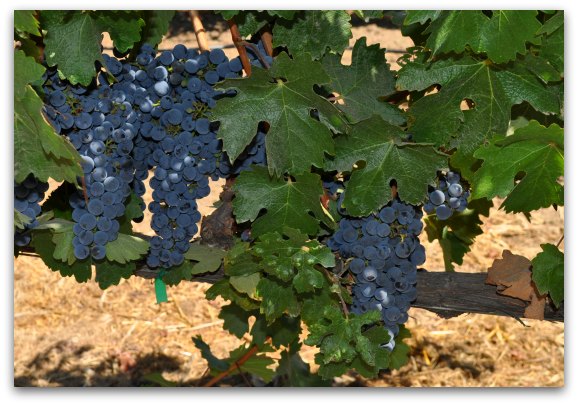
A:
155,269,168,304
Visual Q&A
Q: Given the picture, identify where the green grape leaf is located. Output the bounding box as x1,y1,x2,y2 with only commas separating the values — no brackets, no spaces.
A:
233,167,331,237
42,11,104,86
95,11,145,53
14,86,83,184
355,10,385,20
268,11,297,20
213,53,347,175
539,16,563,74
523,54,562,83
230,273,261,297
251,315,301,348
277,344,330,386
404,10,442,25
472,121,564,213
424,11,540,63
225,344,277,383
105,233,148,264
322,37,404,125
192,336,230,372
224,242,260,277
94,260,135,289
256,278,300,323
117,192,144,233
51,223,77,265
253,229,334,293
206,279,260,311
305,307,381,366
537,10,563,35
219,303,254,338
14,10,40,36
328,115,447,216
424,198,492,271
300,276,339,326
14,50,45,100
273,11,352,60
161,262,195,286
397,54,560,178
316,358,349,380
228,11,270,38
14,209,32,231
138,11,175,48
531,243,564,307
32,231,92,283
349,325,393,378
184,243,226,274
41,182,78,221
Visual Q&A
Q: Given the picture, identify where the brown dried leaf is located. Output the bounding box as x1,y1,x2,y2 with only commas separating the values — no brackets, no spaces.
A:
486,250,546,320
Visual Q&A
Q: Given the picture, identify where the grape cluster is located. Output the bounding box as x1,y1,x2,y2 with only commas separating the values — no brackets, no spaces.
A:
14,175,49,246
43,55,141,260
40,40,272,267
424,171,470,220
327,196,424,351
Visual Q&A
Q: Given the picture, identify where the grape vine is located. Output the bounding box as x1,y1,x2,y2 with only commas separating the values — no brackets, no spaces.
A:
13,10,564,386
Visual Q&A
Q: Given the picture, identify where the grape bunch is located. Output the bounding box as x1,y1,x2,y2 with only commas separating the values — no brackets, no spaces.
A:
424,171,470,220
42,54,143,260
326,193,424,351
14,175,49,247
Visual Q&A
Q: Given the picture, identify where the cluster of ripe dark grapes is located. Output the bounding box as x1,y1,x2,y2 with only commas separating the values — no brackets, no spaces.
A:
18,41,269,264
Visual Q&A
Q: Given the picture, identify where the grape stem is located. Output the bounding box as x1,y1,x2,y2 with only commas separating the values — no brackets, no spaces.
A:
203,342,263,387
260,26,274,56
189,11,209,52
323,267,349,319
556,234,564,248
227,18,252,77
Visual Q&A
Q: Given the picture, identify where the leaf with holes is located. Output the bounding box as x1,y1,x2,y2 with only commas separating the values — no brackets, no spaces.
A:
322,37,404,125
472,120,563,213
232,167,331,237
213,52,347,175
327,115,447,216
95,11,145,53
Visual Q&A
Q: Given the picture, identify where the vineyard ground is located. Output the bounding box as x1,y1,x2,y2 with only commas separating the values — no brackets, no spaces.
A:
13,15,564,387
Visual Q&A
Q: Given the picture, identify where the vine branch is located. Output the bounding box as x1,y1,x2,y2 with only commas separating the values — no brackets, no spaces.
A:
203,343,261,387
189,11,209,52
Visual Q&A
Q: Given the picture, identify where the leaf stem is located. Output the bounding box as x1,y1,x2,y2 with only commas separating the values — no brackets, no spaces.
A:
556,234,564,248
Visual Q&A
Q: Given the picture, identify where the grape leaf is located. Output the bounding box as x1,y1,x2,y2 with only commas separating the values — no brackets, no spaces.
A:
14,86,83,184
32,231,92,283
117,192,144,233
222,344,277,383
184,243,226,274
14,50,45,100
228,11,270,38
232,167,331,237
217,11,240,20
349,325,393,378
404,10,442,25
105,233,148,264
537,10,563,36
523,54,562,83
14,209,32,231
388,325,412,370
42,11,104,86
192,336,230,372
94,260,135,289
327,115,447,216
273,11,352,60
95,11,145,53
305,307,381,366
424,198,493,271
472,120,564,213
251,315,301,348
257,278,300,322
423,11,541,63
322,37,405,125
161,262,195,286
219,303,254,338
254,229,334,292
538,15,563,74
14,10,40,36
206,279,260,311
397,53,561,178
531,243,564,307
277,344,330,386
213,52,347,175
224,242,260,277
355,10,385,20
268,11,297,20
230,273,261,297
138,11,175,49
